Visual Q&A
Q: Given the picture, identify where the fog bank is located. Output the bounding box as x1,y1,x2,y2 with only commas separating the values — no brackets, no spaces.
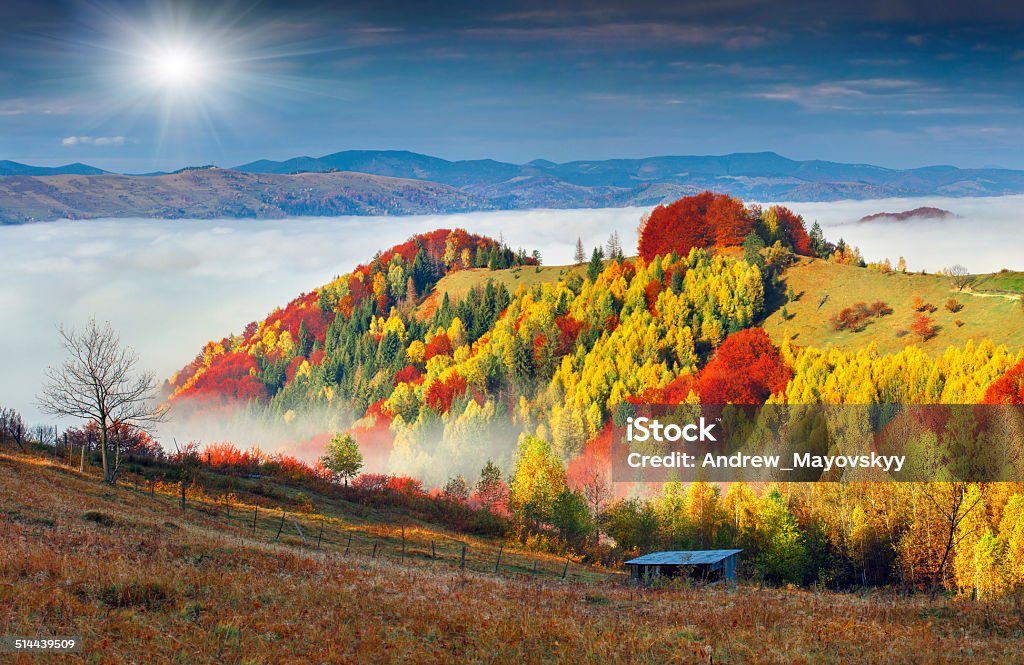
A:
1,196,1020,448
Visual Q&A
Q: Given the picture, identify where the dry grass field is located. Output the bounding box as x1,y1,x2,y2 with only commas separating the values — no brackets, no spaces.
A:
3,450,1024,663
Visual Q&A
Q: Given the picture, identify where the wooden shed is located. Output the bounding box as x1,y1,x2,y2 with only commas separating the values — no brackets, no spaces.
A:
625,549,742,585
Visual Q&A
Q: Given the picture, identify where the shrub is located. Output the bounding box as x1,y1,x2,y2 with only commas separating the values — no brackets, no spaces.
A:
954,319,965,328
352,473,389,492
868,301,893,317
911,314,938,341
945,299,963,313
81,510,116,526
832,301,891,332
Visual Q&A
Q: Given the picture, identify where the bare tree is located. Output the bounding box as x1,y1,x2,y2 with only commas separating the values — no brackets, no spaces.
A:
574,237,586,265
605,231,624,262
0,407,26,450
947,264,973,292
922,482,982,592
579,463,611,544
30,424,53,447
38,319,166,483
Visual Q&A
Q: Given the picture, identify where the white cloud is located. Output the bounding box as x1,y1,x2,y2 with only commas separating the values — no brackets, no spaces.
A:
61,135,129,147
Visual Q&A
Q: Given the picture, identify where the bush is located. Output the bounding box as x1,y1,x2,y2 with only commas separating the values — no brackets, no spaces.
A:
832,301,891,332
911,314,938,341
945,299,963,313
81,510,116,526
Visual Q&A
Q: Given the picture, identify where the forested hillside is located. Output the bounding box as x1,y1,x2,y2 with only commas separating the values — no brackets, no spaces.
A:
163,192,1024,594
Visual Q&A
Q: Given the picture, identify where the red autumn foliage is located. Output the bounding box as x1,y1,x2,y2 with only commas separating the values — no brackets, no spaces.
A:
424,333,453,360
694,328,791,404
554,315,586,355
644,279,662,314
263,291,330,350
708,192,752,246
204,441,267,472
911,313,938,341
639,191,721,259
284,356,306,383
177,351,267,405
352,473,390,491
387,475,425,495
983,359,1024,404
628,374,697,404
770,206,814,256
394,364,424,385
424,373,468,413
638,192,813,261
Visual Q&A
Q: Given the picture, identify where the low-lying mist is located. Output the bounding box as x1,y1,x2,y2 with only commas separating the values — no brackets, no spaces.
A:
778,195,1024,273
1,196,1019,464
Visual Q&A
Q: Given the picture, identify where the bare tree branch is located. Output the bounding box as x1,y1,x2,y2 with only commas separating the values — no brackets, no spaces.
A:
37,318,167,483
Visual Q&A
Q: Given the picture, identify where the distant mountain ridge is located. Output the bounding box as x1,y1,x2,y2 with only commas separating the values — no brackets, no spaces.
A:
0,160,107,177
3,150,1024,223
0,169,490,224
231,150,1024,202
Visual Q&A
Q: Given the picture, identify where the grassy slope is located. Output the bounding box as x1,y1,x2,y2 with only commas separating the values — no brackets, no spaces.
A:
972,271,1024,295
763,258,1024,356
416,264,589,319
3,450,1022,664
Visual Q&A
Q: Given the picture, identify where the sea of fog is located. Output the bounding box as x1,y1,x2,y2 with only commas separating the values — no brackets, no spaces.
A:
1,196,1021,441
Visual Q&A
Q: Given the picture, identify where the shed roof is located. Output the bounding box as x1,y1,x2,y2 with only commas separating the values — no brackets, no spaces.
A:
624,549,742,566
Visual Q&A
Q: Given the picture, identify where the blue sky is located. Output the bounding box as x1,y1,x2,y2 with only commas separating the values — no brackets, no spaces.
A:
1,0,1022,172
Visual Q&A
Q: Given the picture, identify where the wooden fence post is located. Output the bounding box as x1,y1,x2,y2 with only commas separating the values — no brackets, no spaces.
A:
252,505,259,535
180,479,186,512
316,519,324,550
292,518,307,546
494,545,503,574
372,541,379,560
150,477,155,497
460,543,467,572
431,540,436,563
275,510,286,540
225,494,230,518
532,560,538,576
401,526,406,563
345,534,352,555
562,557,570,579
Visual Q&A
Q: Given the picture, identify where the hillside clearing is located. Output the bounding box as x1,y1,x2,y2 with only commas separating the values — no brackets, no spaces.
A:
763,258,1024,356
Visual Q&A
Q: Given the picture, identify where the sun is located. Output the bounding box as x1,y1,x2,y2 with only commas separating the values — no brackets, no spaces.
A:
153,48,197,87
148,46,207,90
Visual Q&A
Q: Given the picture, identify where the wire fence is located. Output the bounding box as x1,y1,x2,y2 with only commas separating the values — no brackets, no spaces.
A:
89,458,604,585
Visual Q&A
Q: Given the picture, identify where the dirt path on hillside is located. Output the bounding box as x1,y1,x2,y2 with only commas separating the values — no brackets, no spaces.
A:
958,288,1022,301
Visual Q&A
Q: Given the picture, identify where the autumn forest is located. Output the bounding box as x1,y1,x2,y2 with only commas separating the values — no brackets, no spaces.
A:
97,191,1021,596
